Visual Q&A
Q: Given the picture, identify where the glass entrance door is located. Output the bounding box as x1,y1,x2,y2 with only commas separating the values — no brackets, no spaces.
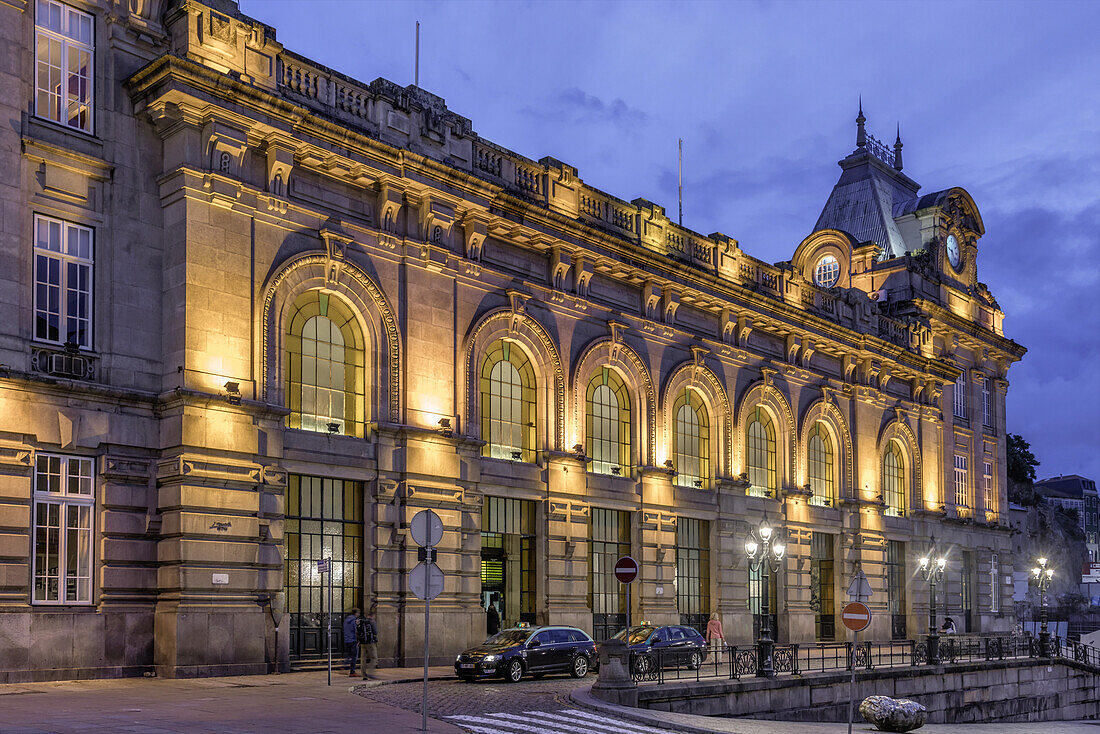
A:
589,508,631,642
285,475,363,660
481,496,535,632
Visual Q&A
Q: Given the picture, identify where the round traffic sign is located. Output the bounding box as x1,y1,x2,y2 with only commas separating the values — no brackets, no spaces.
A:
409,561,445,601
411,509,444,547
842,601,872,632
614,555,639,584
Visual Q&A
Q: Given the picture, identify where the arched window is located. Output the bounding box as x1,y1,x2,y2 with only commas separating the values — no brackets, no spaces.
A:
480,340,536,462
746,407,776,497
286,291,365,437
673,390,709,489
587,368,631,476
883,440,906,516
807,422,834,507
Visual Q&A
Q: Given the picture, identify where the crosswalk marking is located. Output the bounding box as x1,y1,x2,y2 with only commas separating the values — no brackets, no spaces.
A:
445,708,672,734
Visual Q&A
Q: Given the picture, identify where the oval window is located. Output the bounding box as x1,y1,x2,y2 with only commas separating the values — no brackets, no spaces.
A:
814,255,840,287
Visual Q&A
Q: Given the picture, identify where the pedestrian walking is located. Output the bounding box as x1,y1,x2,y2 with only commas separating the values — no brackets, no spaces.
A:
705,611,725,664
343,607,362,676
358,606,380,679
940,617,957,635
486,595,501,637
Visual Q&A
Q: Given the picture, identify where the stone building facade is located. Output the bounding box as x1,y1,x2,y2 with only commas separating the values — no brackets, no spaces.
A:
0,0,1026,680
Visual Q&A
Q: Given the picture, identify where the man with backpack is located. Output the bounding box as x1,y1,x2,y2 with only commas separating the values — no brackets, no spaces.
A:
357,606,379,679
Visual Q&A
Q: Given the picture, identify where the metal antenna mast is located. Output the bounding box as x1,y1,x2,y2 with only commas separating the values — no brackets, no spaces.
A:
678,138,683,226
414,21,420,87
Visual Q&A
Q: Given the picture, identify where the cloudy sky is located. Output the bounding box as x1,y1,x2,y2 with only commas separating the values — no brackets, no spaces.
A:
243,0,1100,481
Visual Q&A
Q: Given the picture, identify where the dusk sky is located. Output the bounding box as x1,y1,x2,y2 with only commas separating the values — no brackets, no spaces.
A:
244,0,1100,482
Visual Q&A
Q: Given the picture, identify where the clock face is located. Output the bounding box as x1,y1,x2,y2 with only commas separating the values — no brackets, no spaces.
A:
946,234,961,270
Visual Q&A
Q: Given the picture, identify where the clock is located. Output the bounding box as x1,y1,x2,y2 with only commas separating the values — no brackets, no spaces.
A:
946,234,961,270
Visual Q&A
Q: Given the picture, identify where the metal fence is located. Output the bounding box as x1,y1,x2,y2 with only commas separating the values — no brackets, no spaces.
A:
627,634,1098,685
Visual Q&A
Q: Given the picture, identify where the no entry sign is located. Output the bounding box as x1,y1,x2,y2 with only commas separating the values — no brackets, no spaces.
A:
614,555,639,584
842,601,872,632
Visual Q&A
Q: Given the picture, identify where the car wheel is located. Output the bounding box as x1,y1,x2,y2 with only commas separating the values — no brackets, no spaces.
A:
506,659,524,683
688,651,701,670
570,655,589,678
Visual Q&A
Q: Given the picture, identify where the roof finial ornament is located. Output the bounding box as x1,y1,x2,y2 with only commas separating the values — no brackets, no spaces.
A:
893,123,904,171
856,97,867,150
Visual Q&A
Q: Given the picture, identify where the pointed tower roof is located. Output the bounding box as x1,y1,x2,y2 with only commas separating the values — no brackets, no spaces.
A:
813,106,921,259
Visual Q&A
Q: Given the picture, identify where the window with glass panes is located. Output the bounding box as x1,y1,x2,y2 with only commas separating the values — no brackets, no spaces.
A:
673,390,709,489
284,475,363,659
990,552,999,613
886,540,907,638
286,291,365,437
811,532,835,640
480,340,536,462
676,518,710,635
749,564,778,641
954,372,968,420
807,422,834,506
589,508,631,641
33,454,94,604
34,214,93,348
961,550,973,632
983,461,995,521
883,441,905,517
954,455,970,515
586,368,631,476
481,496,536,623
982,377,993,428
746,407,776,498
35,0,94,133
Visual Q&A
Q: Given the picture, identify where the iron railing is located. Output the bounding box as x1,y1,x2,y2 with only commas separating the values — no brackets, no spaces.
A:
626,634,1099,685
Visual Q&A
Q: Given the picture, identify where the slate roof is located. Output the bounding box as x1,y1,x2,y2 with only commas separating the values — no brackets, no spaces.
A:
1035,475,1099,499
813,150,921,260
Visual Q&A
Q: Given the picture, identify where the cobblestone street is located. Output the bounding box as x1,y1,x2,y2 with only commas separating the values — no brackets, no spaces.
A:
355,674,589,719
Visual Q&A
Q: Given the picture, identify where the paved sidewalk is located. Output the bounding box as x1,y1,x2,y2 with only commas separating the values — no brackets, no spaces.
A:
0,670,465,734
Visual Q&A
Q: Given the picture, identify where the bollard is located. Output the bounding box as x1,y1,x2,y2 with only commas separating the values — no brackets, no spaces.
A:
591,639,638,707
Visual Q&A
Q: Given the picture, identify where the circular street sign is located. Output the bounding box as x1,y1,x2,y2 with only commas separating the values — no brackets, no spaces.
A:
842,601,872,632
411,509,444,548
409,561,445,601
614,555,639,584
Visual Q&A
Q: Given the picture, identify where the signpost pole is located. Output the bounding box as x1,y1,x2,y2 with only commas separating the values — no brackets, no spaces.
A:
847,629,857,734
423,572,430,734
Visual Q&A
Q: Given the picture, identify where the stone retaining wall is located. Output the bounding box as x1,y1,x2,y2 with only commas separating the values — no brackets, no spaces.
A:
607,659,1100,723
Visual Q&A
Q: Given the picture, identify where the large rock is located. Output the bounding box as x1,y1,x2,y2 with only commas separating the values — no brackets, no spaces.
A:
859,695,927,732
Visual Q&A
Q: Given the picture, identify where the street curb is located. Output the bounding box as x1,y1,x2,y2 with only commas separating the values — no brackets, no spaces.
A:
568,685,729,734
352,673,458,690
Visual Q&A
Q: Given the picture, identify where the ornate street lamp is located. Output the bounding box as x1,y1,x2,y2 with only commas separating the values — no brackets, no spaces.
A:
745,513,785,678
1031,557,1054,656
918,535,947,665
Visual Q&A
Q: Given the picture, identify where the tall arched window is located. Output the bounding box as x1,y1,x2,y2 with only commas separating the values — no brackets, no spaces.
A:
480,340,536,462
883,440,906,516
286,291,365,437
587,368,631,476
673,390,709,489
807,422,834,507
746,407,776,497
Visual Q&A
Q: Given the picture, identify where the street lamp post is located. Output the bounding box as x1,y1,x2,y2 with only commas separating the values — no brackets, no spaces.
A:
1032,557,1054,656
745,513,786,678
918,535,947,665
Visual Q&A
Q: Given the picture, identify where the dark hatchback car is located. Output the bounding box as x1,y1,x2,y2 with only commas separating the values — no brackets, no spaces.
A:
455,625,597,683
609,624,708,671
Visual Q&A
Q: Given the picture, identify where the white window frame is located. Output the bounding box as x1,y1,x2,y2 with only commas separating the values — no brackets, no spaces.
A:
990,552,999,613
32,453,95,605
954,454,969,513
953,371,968,420
33,213,94,349
34,0,95,134
813,255,840,288
983,461,994,519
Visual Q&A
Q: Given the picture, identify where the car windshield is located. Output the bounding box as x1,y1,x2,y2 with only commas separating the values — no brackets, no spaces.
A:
614,626,656,645
484,629,531,647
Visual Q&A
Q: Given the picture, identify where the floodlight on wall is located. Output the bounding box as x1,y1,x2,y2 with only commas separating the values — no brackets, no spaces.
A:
438,417,453,437
224,381,242,406
326,422,340,434
510,450,522,461
572,443,585,456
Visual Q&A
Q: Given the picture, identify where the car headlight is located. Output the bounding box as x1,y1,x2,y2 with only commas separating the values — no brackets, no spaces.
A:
482,654,498,662
456,654,463,662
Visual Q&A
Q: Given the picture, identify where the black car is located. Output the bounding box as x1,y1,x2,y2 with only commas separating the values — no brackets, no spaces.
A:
455,624,597,683
610,624,708,671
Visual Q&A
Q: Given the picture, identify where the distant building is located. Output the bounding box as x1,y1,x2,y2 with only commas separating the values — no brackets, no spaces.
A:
1035,475,1099,561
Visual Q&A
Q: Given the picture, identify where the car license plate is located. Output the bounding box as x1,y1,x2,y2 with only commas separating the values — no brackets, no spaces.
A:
460,663,475,669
